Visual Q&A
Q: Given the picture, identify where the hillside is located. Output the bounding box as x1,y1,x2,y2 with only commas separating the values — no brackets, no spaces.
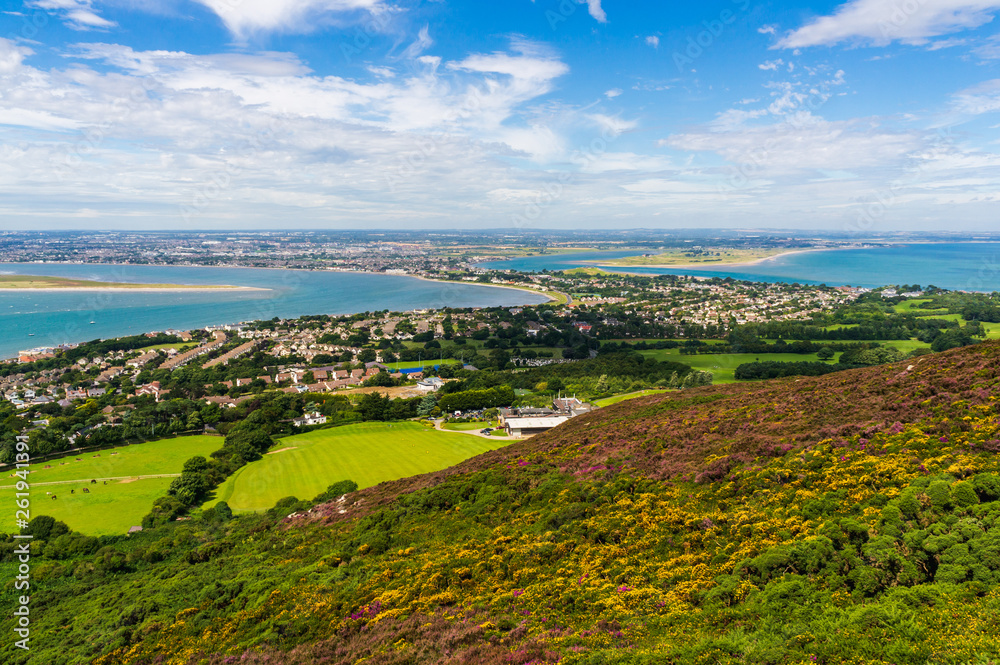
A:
4,342,1000,664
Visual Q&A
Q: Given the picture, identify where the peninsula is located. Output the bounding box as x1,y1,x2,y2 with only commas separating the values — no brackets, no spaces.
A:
592,246,827,269
0,274,266,292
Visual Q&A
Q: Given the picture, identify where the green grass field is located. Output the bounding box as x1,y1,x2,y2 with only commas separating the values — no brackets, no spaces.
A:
136,342,196,354
2,435,224,536
384,359,464,371
643,335,1000,384
641,350,839,383
593,389,672,408
893,299,949,314
207,422,511,513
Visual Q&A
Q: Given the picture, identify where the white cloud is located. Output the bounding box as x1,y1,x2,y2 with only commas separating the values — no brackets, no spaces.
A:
0,39,32,75
29,0,115,30
667,116,921,174
0,38,595,228
777,0,1000,48
758,25,777,35
579,153,675,173
759,58,784,70
581,0,607,23
401,24,433,59
951,78,1000,114
586,113,638,137
604,88,622,99
645,35,659,48
193,0,385,38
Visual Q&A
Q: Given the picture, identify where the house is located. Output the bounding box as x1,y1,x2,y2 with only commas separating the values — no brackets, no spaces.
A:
292,413,328,427
504,416,569,438
204,395,237,408
553,397,593,416
136,381,167,401
416,377,445,392
526,322,546,337
127,351,160,368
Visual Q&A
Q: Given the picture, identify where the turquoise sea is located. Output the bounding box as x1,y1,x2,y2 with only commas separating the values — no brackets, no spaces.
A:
0,264,548,361
482,243,1000,292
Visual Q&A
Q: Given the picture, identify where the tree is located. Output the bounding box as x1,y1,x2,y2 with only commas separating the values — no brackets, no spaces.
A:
817,347,835,361
364,371,395,388
417,394,438,416
359,391,390,421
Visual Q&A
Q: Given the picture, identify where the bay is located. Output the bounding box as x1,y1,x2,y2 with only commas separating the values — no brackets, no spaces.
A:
482,243,1000,292
0,264,549,361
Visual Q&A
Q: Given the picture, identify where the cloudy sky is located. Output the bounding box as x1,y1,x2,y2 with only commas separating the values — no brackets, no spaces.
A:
3,0,1000,232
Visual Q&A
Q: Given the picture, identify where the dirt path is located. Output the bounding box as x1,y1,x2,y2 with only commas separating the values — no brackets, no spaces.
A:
0,473,181,489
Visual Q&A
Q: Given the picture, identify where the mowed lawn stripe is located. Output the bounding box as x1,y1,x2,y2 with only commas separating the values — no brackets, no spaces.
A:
210,422,509,513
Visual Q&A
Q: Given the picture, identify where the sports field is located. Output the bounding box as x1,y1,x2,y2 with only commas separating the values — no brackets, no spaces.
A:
2,435,224,536
208,421,511,513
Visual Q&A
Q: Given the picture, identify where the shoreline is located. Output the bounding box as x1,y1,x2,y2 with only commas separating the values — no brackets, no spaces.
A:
407,274,562,304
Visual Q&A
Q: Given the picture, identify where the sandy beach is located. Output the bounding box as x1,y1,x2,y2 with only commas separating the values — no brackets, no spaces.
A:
591,246,858,271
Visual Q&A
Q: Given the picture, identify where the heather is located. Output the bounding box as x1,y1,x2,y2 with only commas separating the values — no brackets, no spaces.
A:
3,342,1000,664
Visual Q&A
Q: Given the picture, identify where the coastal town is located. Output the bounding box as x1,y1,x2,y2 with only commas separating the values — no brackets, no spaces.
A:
6,260,994,469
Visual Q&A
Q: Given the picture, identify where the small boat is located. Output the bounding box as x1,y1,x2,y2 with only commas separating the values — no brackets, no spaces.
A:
89,321,95,324
28,333,34,336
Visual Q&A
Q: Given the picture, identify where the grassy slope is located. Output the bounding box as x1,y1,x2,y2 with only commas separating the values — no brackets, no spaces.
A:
8,342,1000,665
4,435,223,535
593,388,672,407
208,422,510,512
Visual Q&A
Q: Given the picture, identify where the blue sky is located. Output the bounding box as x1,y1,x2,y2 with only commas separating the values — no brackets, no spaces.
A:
3,0,1000,232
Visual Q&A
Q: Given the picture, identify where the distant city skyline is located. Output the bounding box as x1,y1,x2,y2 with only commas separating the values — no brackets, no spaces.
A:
3,1,1000,231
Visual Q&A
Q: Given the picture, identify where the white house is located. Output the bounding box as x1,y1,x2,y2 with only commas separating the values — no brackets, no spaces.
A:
416,377,445,392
